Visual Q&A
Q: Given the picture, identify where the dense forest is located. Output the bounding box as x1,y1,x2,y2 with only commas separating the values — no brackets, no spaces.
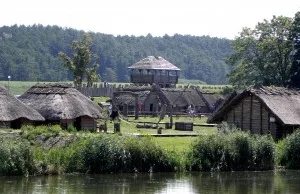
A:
0,25,233,84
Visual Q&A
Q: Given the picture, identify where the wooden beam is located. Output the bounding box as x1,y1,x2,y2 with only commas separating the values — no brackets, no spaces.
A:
241,100,244,130
250,95,253,132
260,102,263,134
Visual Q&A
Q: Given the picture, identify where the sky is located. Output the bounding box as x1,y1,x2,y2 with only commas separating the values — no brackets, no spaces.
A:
1,0,300,39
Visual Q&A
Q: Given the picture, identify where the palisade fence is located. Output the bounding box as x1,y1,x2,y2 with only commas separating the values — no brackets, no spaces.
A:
75,83,226,98
75,84,118,97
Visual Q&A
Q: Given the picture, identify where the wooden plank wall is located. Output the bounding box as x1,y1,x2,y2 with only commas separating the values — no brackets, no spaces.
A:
223,94,277,138
251,96,261,134
242,96,251,131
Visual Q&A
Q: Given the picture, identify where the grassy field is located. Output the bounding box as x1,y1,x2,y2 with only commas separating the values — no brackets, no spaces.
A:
0,81,230,95
98,116,217,152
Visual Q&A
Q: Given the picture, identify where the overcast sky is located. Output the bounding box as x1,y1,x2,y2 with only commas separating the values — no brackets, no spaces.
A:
1,0,299,39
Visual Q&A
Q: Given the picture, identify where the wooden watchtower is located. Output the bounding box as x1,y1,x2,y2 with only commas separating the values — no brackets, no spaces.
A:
128,56,180,88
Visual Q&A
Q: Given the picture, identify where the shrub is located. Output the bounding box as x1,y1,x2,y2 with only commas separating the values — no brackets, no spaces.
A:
123,137,177,172
188,130,275,171
0,137,35,176
66,135,179,173
278,130,300,169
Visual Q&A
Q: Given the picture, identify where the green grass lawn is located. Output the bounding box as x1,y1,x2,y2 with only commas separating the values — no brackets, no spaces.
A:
98,116,217,152
152,136,197,153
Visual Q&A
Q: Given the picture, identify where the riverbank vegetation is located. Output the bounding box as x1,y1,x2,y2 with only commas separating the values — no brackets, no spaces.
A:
1,123,300,176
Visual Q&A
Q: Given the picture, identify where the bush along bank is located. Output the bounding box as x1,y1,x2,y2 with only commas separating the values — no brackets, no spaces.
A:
16,125,180,175
277,130,300,169
187,130,276,171
4,125,300,176
0,137,35,176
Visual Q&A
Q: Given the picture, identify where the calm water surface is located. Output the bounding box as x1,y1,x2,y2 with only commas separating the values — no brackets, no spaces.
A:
1,170,300,194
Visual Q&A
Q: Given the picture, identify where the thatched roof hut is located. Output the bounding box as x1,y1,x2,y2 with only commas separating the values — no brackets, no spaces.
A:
128,56,180,71
0,85,44,129
157,88,207,113
19,84,103,130
208,86,300,139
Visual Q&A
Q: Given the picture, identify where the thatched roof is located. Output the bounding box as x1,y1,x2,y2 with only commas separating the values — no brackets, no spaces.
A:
209,86,300,125
128,56,180,71
0,85,44,122
160,88,206,108
19,84,103,121
114,90,151,105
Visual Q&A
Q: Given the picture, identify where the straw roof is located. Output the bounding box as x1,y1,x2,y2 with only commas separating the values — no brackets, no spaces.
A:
0,85,44,122
209,86,300,125
114,86,152,105
128,56,180,71
19,84,103,121
160,88,206,107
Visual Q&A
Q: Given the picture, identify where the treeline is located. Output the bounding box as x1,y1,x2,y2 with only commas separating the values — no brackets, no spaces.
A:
0,25,233,84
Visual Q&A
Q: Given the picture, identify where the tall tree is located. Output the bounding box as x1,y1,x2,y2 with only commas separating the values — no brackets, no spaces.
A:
289,12,300,88
227,16,293,88
59,33,99,86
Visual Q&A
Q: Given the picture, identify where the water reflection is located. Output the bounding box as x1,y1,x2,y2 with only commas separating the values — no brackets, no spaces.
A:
1,170,300,194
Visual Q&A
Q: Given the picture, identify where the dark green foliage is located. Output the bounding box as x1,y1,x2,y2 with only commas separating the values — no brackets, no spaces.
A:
188,131,275,171
227,16,293,88
0,25,232,84
123,137,176,173
67,135,178,174
0,137,35,176
59,33,99,86
277,130,300,169
289,12,300,88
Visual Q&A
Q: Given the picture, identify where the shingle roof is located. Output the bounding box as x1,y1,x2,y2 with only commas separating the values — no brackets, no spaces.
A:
128,56,180,71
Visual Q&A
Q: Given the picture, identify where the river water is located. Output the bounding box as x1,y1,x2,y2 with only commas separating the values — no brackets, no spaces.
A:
1,170,300,194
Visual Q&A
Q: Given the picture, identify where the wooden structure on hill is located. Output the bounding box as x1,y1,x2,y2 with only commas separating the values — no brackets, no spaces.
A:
0,85,44,129
19,83,103,131
208,86,300,139
128,56,180,88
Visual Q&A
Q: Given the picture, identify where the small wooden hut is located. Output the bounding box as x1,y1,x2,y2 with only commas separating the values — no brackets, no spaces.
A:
113,86,152,116
0,85,44,129
128,56,180,88
19,83,103,131
151,87,208,114
208,86,300,139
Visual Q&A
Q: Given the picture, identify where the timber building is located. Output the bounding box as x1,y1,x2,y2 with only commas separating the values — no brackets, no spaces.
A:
128,56,180,88
208,86,300,139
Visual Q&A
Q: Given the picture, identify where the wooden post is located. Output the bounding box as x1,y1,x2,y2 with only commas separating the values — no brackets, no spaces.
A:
124,104,128,117
260,102,263,134
241,101,243,130
170,105,173,128
250,95,253,132
135,94,139,120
